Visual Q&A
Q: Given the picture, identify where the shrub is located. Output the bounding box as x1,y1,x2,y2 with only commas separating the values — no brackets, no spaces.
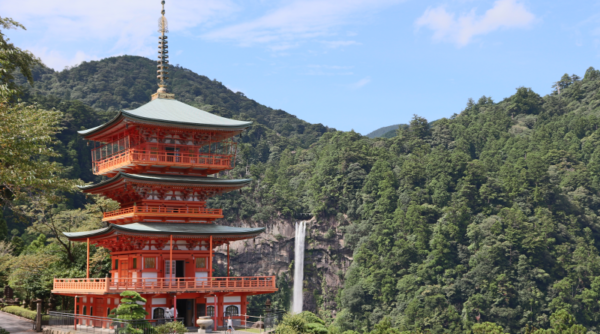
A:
154,321,186,334
1,306,49,321
0,327,9,334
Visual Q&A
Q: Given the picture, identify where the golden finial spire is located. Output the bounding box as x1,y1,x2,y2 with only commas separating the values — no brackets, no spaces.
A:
152,0,175,100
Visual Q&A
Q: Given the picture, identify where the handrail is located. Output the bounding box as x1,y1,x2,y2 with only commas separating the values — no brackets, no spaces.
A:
103,205,223,219
53,276,277,292
92,143,236,175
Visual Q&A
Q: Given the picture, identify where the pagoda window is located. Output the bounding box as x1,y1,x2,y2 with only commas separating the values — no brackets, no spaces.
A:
145,257,156,269
133,258,137,269
207,306,214,317
225,306,239,317
90,307,93,316
82,306,87,316
195,257,206,269
92,136,131,162
114,260,119,270
107,308,111,317
165,260,175,275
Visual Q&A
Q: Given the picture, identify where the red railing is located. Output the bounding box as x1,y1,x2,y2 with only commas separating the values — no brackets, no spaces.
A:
103,205,223,220
53,276,277,293
92,142,236,175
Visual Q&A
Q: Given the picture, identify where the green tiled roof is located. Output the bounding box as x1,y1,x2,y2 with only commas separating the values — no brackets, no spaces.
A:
78,98,252,136
78,172,252,190
64,223,265,240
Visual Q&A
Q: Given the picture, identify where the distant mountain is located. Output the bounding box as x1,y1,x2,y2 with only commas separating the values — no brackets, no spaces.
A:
365,124,402,138
18,55,333,143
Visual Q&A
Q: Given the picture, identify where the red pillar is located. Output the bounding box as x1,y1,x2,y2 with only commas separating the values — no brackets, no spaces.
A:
218,293,225,328
213,294,218,329
169,235,173,287
174,294,177,320
86,238,90,279
241,294,247,325
209,236,213,278
74,296,78,330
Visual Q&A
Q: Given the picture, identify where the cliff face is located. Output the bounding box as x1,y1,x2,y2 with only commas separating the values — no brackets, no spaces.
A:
213,217,352,313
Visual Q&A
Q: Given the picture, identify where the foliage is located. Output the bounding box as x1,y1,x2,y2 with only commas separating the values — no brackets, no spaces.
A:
17,56,333,145
1,306,49,321
154,321,186,334
472,322,505,334
112,291,148,321
0,100,80,204
0,17,39,99
275,312,330,334
0,327,8,334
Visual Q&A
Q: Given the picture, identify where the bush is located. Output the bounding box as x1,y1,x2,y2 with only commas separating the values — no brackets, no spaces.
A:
0,327,9,334
1,306,50,321
154,321,186,334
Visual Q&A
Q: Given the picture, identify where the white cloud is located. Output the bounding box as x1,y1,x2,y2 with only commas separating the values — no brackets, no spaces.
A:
415,0,535,46
351,76,371,89
321,40,361,48
203,0,402,47
31,47,99,70
0,0,237,68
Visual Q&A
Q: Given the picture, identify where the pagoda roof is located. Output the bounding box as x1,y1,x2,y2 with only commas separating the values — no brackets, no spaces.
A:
79,172,251,192
63,222,265,241
78,98,252,138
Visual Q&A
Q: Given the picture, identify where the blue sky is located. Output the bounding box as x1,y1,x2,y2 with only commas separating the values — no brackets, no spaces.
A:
2,0,599,134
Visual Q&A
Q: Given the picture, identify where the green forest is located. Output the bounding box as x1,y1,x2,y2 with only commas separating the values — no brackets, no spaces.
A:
4,16,600,334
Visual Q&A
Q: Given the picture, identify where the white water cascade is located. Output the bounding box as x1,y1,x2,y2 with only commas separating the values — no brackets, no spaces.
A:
293,221,307,314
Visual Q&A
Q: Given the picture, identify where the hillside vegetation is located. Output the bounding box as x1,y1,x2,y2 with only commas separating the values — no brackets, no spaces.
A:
366,124,402,138
211,69,600,333
8,51,600,333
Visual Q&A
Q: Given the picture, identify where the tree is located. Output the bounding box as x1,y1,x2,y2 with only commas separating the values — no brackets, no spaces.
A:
0,101,80,204
21,196,116,263
111,291,148,320
472,322,505,334
0,210,7,241
0,17,39,98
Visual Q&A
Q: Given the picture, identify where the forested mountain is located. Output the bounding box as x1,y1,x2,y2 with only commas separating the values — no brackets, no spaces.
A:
11,54,600,333
18,56,332,146
212,69,600,333
366,124,402,138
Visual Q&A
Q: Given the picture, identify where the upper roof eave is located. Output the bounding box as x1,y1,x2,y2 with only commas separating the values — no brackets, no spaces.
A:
63,223,265,240
77,99,252,139
78,172,252,191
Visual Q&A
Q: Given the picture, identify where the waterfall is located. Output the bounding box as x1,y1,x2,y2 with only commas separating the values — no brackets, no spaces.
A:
292,221,306,314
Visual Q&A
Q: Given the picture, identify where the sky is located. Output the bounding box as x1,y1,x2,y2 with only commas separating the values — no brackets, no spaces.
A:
1,0,599,134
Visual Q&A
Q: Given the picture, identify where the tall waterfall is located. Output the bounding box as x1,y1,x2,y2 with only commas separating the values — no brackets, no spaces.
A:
292,221,306,314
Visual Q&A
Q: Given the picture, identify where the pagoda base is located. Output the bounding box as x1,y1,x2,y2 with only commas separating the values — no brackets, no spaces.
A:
53,290,266,328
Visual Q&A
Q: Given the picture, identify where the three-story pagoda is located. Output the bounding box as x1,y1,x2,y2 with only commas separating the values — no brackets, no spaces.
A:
51,1,277,329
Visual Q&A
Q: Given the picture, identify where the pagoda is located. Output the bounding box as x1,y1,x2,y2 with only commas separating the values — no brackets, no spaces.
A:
51,1,277,329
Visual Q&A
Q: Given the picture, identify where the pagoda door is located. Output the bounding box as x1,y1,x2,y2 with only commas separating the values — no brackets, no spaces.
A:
95,299,106,328
120,261,129,286
165,260,176,285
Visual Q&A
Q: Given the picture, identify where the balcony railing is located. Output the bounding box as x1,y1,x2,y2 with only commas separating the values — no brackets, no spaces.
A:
52,276,277,294
92,142,236,175
103,205,223,221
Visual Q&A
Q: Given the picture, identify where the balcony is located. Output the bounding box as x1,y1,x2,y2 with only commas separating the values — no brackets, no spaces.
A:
92,142,236,176
52,276,278,295
103,205,223,223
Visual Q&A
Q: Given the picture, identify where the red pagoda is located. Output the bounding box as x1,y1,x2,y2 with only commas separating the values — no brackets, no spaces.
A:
51,1,277,329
